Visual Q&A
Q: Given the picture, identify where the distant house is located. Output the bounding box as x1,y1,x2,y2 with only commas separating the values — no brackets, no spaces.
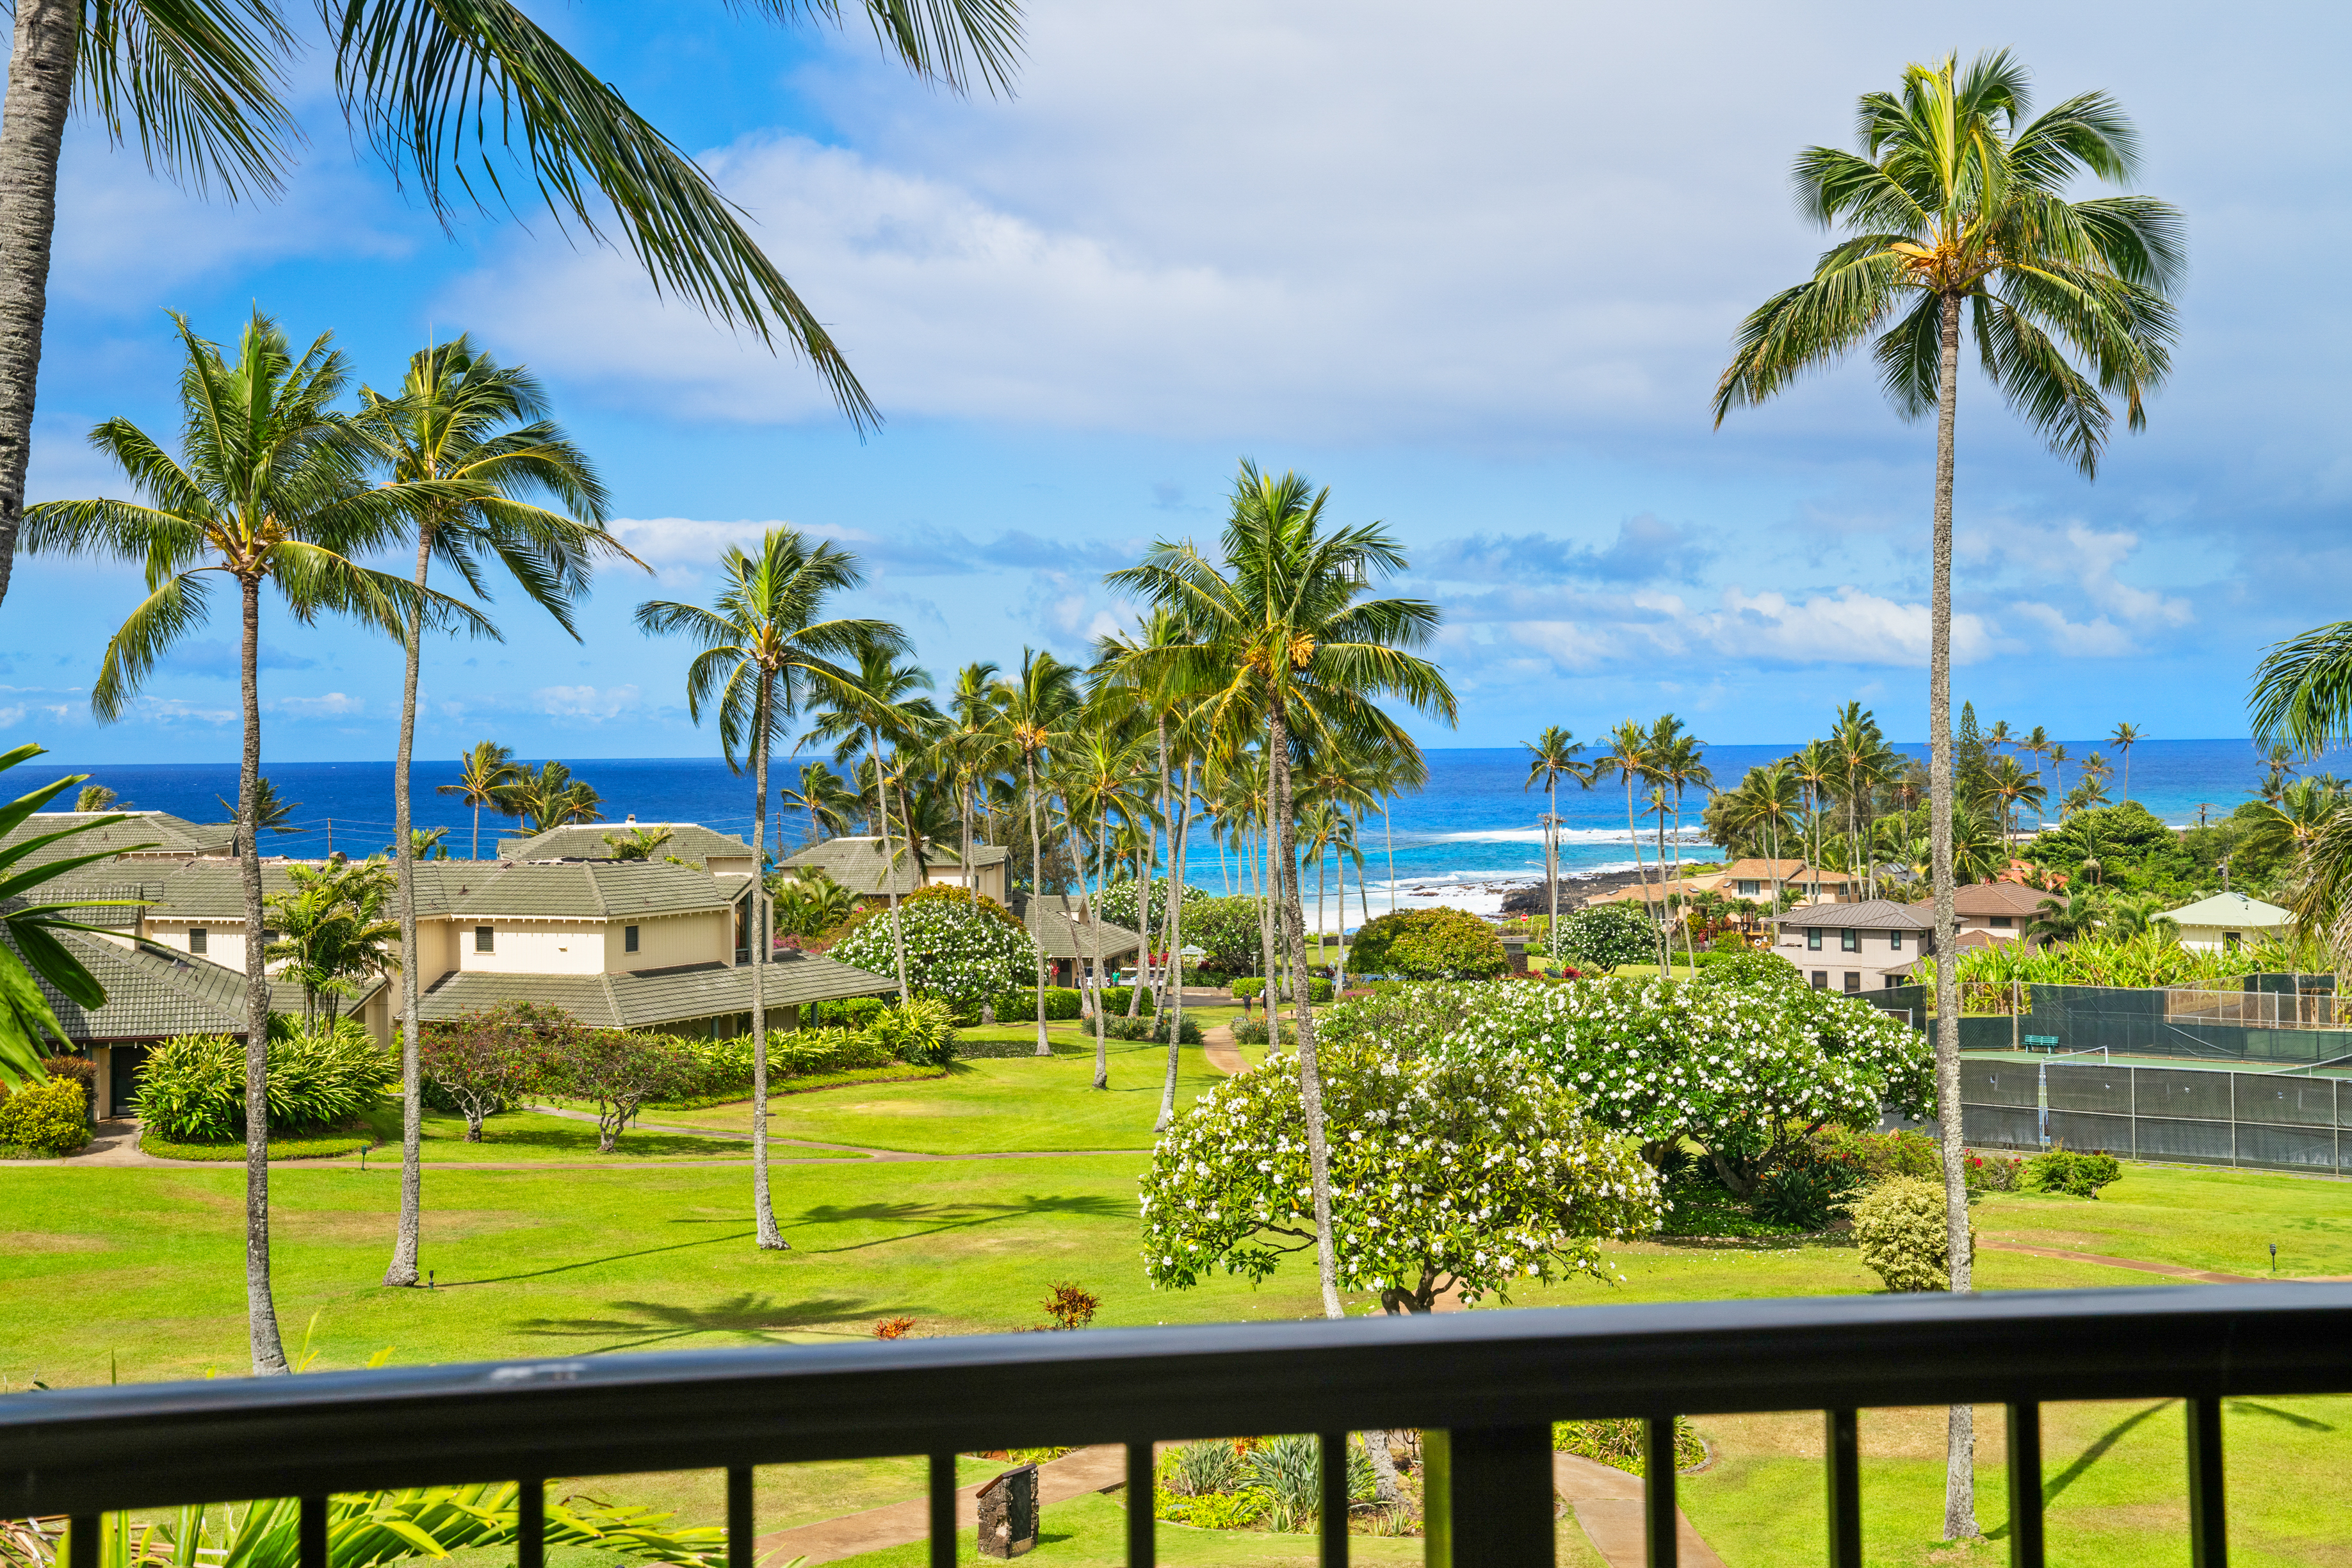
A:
1947,880,2047,942
1772,899,1936,994
780,836,1010,903
2161,891,2292,953
1018,894,1142,987
1716,859,1857,903
496,818,759,875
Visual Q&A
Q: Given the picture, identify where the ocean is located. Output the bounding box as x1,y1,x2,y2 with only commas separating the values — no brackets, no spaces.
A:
46,739,2285,929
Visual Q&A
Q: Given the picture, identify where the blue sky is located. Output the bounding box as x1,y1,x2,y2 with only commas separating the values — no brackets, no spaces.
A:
12,0,2347,763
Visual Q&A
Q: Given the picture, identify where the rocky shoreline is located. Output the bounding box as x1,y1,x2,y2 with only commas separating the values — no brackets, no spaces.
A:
1498,868,1651,915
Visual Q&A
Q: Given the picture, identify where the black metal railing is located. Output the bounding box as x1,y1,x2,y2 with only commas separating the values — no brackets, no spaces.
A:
7,1284,2350,1568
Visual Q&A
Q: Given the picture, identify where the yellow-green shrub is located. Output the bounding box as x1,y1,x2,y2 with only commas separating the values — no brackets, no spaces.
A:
1847,1176,1975,1291
0,1076,91,1155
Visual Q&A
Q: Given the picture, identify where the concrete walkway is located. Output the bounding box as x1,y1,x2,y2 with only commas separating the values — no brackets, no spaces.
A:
1554,1451,1724,1568
1201,1022,1245,1076
1981,1238,2258,1284
754,1445,1128,1565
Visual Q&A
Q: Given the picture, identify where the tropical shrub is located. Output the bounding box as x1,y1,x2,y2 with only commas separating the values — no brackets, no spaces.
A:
136,1019,394,1142
1846,1176,1974,1291
1105,1012,1203,1044
677,1027,895,1100
1964,1149,2025,1192
866,998,959,1067
1164,1440,1246,1498
0,1075,89,1154
1555,903,1657,973
770,868,856,939
1345,907,1507,980
1095,877,1210,933
1184,896,1268,976
829,893,1041,1006
419,1001,578,1140
1096,985,1156,1015
1552,1417,1704,1476
1751,1160,1842,1230
550,1031,701,1152
806,996,888,1028
1242,1434,1375,1532
1229,976,1266,1001
1143,1037,1662,1311
991,985,1082,1021
1228,1016,1294,1047
2026,1147,2123,1198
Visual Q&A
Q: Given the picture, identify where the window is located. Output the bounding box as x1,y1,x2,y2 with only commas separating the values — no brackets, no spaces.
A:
1806,928,1823,951
188,927,207,955
1991,915,2012,929
1844,972,1861,994
1738,880,1760,896
1888,929,1904,951
474,926,494,954
1840,929,1860,953
1810,970,1828,989
624,924,640,954
2225,931,2242,951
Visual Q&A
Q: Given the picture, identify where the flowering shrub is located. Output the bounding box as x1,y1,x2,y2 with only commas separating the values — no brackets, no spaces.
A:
1324,976,1933,1196
1964,1149,2024,1192
1846,1176,1974,1291
2026,1147,2123,1198
1095,877,1209,933
1555,903,1657,972
1345,907,1507,980
1141,1037,1661,1312
831,894,1041,1006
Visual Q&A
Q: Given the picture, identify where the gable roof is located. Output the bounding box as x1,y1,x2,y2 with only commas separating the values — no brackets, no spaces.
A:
1783,898,1936,932
781,836,1008,896
1022,894,1142,960
51,858,742,924
2,811,237,868
1718,859,1852,884
412,951,888,1029
494,821,754,868
2162,891,2292,929
1947,881,2050,917
15,929,355,1043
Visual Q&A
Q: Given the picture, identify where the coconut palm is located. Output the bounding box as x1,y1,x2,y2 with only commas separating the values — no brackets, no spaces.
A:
938,661,1007,901
387,825,451,861
507,760,602,830
993,649,1083,1055
1522,725,1586,964
1108,460,1455,1323
1598,722,1665,966
2107,722,2141,800
217,775,301,841
807,642,939,1008
1095,610,1201,1021
779,759,861,846
2025,890,2102,948
264,858,398,1025
0,0,1026,617
1057,716,1153,1088
438,741,523,860
362,336,626,1292
2018,726,2053,821
73,784,118,812
1983,756,2046,845
1650,718,1711,960
1714,53,2180,1532
635,526,895,1252
24,306,480,1374
1722,762,1801,910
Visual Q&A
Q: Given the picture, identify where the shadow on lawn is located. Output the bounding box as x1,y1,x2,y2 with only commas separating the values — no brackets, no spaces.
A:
446,1127,737,1160
1988,1399,2169,1539
795,1195,1130,1255
442,1229,759,1286
514,1293,898,1353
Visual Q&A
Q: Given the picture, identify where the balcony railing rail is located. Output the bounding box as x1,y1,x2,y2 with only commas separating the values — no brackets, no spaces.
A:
6,1284,2350,1568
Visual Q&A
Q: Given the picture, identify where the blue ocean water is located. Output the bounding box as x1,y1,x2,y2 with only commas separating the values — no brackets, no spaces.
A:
50,738,2284,916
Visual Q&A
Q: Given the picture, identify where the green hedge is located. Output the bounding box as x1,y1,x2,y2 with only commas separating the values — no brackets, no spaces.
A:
1095,985,1156,1016
135,1021,393,1143
1104,1012,1202,1044
989,986,1082,1021
0,1077,90,1156
1229,977,1265,1000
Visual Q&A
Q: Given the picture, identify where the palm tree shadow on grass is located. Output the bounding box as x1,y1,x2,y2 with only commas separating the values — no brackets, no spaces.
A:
443,1229,761,1287
1987,1400,2171,1539
795,1195,1131,1256
515,1293,901,1353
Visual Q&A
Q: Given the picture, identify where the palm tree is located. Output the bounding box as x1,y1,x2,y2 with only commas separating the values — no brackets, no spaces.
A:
636,527,893,1252
24,307,475,1375
0,1,1026,616
2260,743,2300,804
939,662,1006,903
507,761,602,830
779,759,861,846
2019,726,2053,821
809,642,937,1008
438,741,523,860
993,649,1082,1056
2063,777,2111,816
1522,726,1585,964
1651,719,1711,960
1722,762,1801,912
1983,756,2046,845
1110,460,1454,1323
388,825,451,861
601,825,675,861
1058,716,1152,1088
264,859,398,1025
217,775,300,842
1598,722,1664,966
1789,739,1838,903
1713,53,2180,1533
74,783,118,812
2107,722,2141,800
2048,743,2072,814
2025,891,2102,948
361,336,624,1293
1986,719,2015,755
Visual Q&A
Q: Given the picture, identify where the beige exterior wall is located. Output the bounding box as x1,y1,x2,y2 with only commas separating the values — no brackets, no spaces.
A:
1774,921,1923,993
2175,921,2285,953
456,919,610,975
918,861,1007,903
143,919,271,975
601,909,733,971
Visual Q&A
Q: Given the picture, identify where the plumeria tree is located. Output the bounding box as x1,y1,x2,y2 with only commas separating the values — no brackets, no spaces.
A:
829,890,1040,1011
1142,1038,1662,1314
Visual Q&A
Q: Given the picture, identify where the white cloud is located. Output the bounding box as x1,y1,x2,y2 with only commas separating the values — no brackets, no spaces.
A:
2009,604,2141,658
264,692,362,719
533,684,645,722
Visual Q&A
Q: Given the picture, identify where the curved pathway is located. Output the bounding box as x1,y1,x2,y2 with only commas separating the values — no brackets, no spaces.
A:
1201,1022,1245,1076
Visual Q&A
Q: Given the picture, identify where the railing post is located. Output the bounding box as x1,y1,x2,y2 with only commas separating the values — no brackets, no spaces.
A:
299,1496,327,1568
2006,1403,2043,1568
1641,1418,1677,1568
517,1478,546,1568
1320,1432,1352,1568
1824,1409,1860,1568
727,1467,753,1568
65,1517,96,1568
1422,1431,1452,1568
1445,1425,1553,1567
2187,1397,2226,1568
929,1453,957,1568
1127,1441,1155,1568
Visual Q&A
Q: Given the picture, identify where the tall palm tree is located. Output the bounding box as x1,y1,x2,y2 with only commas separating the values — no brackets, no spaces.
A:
1110,460,1454,1323
264,858,398,1025
1984,756,2047,845
779,759,860,845
216,775,300,840
508,760,602,830
0,0,1026,615
1714,50,2180,1537
1651,719,1712,960
1723,762,1801,911
25,306,476,1375
1985,718,2015,756
1598,722,1664,967
2018,726,2053,822
636,527,894,1252
1522,726,1585,964
2048,742,2072,814
362,336,626,1292
1789,739,1838,903
809,642,937,1006
438,740,523,861
993,649,1082,1056
2107,722,2141,800
1058,716,1151,1088
940,661,1006,903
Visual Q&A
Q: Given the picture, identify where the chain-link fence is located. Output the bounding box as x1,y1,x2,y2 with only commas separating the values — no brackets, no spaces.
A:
1866,978,2352,1068
1957,1057,2349,1176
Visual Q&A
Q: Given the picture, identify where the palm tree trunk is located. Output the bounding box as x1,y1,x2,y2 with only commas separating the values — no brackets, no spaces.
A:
1333,834,1347,993
1547,776,1560,963
1260,824,1278,1003
1026,754,1049,1055
1092,815,1108,1088
1384,804,1396,915
238,574,289,1375
872,728,911,1006
471,801,482,862
1270,697,1343,1320
382,532,431,1288
1929,288,1975,1540
751,675,784,1250
1156,759,1192,1133
0,0,74,615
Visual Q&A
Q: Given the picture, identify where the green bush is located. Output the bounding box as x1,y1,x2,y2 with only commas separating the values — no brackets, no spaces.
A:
2026,1147,2123,1198
1847,1176,1974,1291
806,996,887,1028
1229,1016,1295,1047
1104,1012,1203,1044
1691,950,1805,988
0,1076,90,1155
1752,1161,1841,1229
866,998,959,1067
1555,903,1657,972
1096,985,1156,1016
1965,1149,2025,1192
1228,976,1266,1001
135,1021,393,1142
1345,907,1507,980
990,985,1082,1021
1552,1416,1703,1476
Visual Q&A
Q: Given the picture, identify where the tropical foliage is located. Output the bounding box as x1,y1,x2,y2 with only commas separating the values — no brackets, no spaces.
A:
1343,907,1507,980
831,892,1041,1006
135,1019,393,1144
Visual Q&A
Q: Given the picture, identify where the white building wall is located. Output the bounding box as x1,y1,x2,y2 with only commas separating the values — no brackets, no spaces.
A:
459,920,608,975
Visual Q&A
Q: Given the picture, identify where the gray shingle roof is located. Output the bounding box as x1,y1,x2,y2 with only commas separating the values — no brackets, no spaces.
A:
52,859,740,923
779,836,1005,896
13,930,346,1042
494,821,754,867
1023,894,1142,960
1783,898,1936,932
3,811,236,868
413,952,888,1028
